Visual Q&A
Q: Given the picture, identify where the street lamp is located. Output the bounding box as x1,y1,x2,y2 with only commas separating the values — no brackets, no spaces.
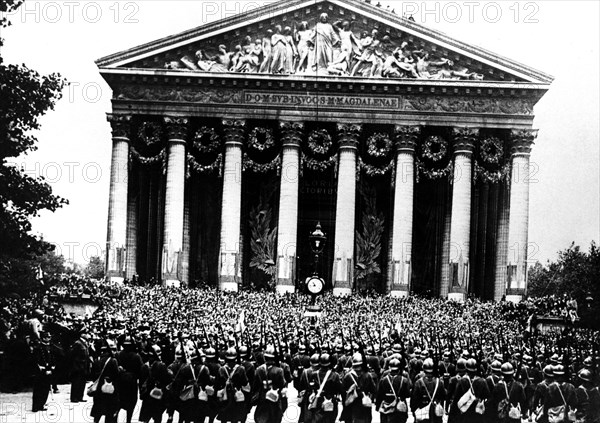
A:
309,222,326,276
305,223,326,324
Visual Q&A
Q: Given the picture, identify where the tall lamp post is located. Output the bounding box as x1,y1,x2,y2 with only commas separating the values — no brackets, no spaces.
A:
305,222,326,324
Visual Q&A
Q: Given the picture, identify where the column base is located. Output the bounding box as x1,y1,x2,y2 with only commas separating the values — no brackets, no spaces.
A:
219,279,238,292
506,294,522,303
390,290,408,298
448,292,465,302
333,287,352,297
164,279,181,288
276,284,295,295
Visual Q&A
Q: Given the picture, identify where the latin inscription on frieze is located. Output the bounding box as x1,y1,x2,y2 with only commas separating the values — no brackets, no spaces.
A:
244,92,399,109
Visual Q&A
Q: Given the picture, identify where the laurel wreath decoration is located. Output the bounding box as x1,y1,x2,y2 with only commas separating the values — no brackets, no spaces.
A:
307,129,333,155
248,127,275,152
359,157,395,177
243,153,282,174
187,153,223,177
137,121,163,146
192,126,221,155
480,137,504,165
302,153,337,172
421,135,448,162
366,133,393,159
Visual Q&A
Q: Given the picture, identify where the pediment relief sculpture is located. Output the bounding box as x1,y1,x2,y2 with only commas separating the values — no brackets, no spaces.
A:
165,12,483,81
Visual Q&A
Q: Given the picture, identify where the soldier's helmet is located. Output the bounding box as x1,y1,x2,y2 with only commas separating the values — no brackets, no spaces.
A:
389,358,401,371
225,347,237,361
392,344,402,354
310,354,320,367
501,362,514,376
205,347,216,359
553,364,565,376
264,345,276,359
188,347,199,361
298,344,306,353
583,356,594,368
466,358,478,373
122,336,133,346
491,360,502,374
550,353,560,365
352,352,363,367
320,353,331,368
151,344,162,357
543,365,554,378
457,358,467,372
578,369,593,383
239,346,249,359
423,358,434,373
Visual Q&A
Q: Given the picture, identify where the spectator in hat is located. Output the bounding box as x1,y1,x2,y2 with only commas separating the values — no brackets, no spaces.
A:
31,331,54,412
69,329,90,402
117,336,143,423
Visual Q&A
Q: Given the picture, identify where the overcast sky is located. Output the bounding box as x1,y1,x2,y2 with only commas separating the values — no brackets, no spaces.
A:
1,0,598,266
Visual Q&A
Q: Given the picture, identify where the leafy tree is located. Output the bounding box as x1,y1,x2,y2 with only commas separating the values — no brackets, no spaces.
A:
84,256,105,280
0,0,68,291
528,242,600,328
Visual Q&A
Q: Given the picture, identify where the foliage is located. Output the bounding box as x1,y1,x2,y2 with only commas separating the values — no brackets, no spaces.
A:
0,249,65,294
84,256,105,280
0,0,68,291
354,184,385,286
528,242,600,328
248,187,278,289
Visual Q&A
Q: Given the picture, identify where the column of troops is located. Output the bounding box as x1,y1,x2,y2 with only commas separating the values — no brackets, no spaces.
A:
106,115,537,300
30,330,600,423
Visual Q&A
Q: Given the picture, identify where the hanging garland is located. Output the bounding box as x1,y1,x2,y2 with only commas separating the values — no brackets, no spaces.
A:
130,147,166,166
474,161,511,184
421,135,448,162
416,159,454,182
307,129,333,155
248,127,275,152
366,133,393,159
192,126,220,155
480,137,504,164
243,153,281,174
302,153,337,172
359,157,394,177
187,153,223,176
137,121,163,146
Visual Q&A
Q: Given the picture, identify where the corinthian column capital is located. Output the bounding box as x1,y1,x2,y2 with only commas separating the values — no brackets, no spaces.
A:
337,123,362,149
163,117,189,142
280,121,304,147
222,119,246,146
107,114,131,139
394,125,420,152
510,129,538,156
451,127,479,154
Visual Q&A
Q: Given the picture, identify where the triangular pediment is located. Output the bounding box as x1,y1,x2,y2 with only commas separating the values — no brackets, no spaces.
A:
96,0,552,84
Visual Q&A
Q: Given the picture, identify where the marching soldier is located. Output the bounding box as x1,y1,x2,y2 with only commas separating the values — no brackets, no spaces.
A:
253,345,286,423
308,353,343,423
490,362,527,423
543,364,577,423
376,357,411,423
117,336,143,423
531,365,554,423
449,358,490,423
69,329,91,403
341,352,377,422
576,368,600,422
217,347,249,423
410,358,446,423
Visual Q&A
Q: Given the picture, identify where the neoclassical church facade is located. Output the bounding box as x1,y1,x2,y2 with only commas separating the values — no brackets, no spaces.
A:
97,0,552,301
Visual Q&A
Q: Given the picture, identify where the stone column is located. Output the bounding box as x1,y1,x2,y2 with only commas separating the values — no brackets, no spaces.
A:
389,125,420,297
447,128,477,301
161,117,189,287
505,129,537,302
332,123,361,297
105,114,130,283
125,189,138,281
495,182,510,301
219,119,245,291
276,121,303,294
